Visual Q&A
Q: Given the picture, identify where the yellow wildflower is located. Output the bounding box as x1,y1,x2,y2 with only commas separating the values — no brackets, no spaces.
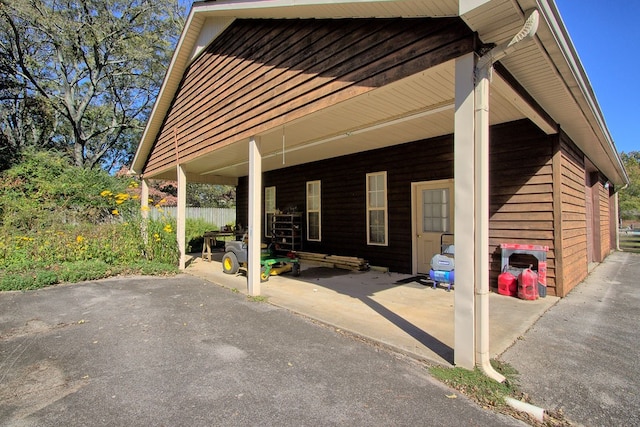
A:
100,190,113,197
76,235,84,243
141,206,150,212
128,181,139,188
112,209,119,215
163,224,173,233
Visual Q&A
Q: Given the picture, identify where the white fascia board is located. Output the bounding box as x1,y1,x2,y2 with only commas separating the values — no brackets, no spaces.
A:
131,8,202,174
132,8,234,176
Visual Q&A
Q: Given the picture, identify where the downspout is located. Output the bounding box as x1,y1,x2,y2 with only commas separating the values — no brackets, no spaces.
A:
474,9,539,383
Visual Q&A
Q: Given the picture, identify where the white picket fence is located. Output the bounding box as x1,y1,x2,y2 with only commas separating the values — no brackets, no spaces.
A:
150,207,236,228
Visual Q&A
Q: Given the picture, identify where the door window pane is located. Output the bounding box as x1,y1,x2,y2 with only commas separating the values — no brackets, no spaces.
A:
422,188,450,232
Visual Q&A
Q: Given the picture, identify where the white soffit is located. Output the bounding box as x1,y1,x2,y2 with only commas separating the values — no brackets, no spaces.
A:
190,17,235,61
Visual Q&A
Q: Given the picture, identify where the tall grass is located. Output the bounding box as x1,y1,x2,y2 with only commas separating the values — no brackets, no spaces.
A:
0,150,221,291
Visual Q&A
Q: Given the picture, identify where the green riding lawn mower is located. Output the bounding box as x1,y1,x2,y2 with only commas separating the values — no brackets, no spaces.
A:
221,235,300,282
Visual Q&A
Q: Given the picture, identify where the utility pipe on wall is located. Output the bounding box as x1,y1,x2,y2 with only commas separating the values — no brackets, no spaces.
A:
474,9,539,383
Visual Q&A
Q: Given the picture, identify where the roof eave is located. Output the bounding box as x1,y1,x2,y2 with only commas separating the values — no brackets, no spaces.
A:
133,0,629,188
536,0,628,186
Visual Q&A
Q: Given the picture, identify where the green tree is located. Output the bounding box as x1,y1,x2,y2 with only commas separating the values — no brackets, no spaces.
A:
0,0,184,170
0,149,129,230
0,45,57,170
619,151,640,221
187,183,236,208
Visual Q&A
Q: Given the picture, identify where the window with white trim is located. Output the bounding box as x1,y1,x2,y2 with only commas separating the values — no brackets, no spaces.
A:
265,186,276,238
366,172,388,246
306,180,321,241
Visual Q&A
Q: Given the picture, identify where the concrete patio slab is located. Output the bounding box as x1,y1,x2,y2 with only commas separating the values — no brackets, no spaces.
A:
186,253,558,366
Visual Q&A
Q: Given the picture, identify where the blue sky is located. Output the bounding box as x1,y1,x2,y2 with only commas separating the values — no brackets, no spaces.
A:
555,0,639,155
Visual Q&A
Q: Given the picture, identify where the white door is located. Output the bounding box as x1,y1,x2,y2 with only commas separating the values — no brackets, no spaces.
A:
414,180,454,274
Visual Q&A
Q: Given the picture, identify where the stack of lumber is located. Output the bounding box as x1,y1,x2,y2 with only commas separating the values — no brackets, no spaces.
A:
296,252,369,271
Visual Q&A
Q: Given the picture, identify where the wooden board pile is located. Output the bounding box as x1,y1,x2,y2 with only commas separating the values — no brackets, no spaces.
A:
295,252,369,271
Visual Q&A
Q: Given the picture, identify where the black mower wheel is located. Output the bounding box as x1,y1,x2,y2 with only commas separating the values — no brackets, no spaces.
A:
222,252,239,274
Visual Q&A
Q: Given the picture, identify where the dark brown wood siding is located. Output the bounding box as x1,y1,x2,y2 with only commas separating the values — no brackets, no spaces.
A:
488,121,557,294
143,17,475,176
238,135,455,273
239,120,560,282
557,131,588,295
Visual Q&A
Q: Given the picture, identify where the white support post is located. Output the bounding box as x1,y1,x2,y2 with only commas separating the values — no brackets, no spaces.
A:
248,136,263,296
141,178,150,245
177,164,187,270
454,52,477,370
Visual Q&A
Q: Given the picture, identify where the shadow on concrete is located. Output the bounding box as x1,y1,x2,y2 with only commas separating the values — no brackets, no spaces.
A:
292,266,454,363
358,295,454,362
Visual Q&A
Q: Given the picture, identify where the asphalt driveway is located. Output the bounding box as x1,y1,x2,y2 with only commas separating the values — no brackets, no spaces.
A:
500,251,640,426
0,275,524,427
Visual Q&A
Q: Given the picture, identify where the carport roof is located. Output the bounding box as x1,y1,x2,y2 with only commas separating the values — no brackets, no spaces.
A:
131,0,628,187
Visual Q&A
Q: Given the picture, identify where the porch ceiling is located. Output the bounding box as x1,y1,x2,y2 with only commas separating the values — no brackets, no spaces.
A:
180,60,524,180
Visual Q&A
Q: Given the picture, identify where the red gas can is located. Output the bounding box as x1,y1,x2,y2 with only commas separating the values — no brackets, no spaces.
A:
498,267,518,297
518,266,539,300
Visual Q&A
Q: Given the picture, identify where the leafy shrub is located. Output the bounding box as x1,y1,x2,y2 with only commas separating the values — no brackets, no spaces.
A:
0,153,183,290
0,149,128,230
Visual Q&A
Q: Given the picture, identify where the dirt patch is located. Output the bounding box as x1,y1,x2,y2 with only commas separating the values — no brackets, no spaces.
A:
0,319,86,422
0,360,88,421
0,319,71,341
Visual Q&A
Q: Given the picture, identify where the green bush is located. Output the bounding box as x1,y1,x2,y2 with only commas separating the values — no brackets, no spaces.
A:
0,149,129,230
0,151,182,291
